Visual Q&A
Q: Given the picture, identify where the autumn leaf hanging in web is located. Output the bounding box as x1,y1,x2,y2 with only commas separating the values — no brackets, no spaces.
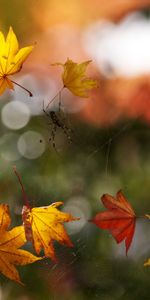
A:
22,202,79,261
91,191,136,254
144,259,150,267
52,59,98,97
0,203,41,284
13,166,79,262
143,214,150,267
0,27,34,96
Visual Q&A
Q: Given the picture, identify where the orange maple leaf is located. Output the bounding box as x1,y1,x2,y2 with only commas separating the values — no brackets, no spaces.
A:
22,202,79,261
0,27,34,96
13,166,79,261
91,191,136,254
52,59,98,97
0,204,41,284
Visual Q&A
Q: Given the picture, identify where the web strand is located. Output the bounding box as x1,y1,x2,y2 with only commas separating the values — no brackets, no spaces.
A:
45,87,64,111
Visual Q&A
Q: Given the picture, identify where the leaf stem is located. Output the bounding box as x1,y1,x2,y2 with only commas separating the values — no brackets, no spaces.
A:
13,166,30,208
11,80,33,97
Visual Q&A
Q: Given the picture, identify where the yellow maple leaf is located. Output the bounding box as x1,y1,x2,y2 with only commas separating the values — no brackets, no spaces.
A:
0,203,11,232
22,202,79,261
0,204,41,284
144,259,150,267
0,27,34,96
52,59,98,97
13,166,79,262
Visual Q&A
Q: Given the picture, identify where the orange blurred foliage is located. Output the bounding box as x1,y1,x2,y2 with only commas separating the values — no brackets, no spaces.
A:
31,0,150,29
80,74,150,126
13,0,148,127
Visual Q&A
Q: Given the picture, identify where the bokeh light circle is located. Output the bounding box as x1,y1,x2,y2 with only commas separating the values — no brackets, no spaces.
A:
0,133,21,161
1,101,30,129
11,74,57,116
17,130,46,159
63,197,91,235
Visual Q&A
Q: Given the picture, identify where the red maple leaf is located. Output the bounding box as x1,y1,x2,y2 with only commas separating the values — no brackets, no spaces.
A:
91,191,136,254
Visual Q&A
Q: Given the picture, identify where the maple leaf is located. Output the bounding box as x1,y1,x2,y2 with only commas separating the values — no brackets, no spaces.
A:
13,166,79,261
142,214,150,267
0,203,11,232
0,204,41,284
91,191,136,254
22,202,79,261
0,27,34,96
144,259,150,267
52,59,98,97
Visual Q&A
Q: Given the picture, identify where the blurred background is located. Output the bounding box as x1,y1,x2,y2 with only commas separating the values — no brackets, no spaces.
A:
1,0,150,299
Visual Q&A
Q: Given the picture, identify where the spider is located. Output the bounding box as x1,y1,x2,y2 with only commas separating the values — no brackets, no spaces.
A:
43,102,73,151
